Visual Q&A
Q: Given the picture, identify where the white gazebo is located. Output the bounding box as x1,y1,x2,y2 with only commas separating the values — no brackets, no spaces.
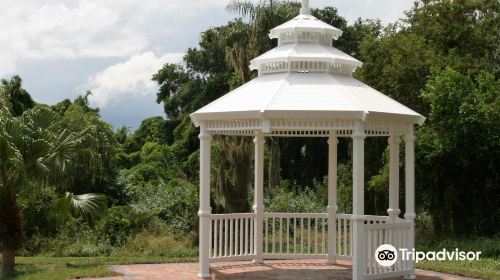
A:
190,1,424,279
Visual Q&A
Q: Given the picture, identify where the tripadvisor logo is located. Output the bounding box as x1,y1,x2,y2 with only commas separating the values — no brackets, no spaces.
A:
375,244,398,267
375,244,482,267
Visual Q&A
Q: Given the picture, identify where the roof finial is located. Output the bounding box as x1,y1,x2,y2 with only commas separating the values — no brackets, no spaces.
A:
300,0,310,15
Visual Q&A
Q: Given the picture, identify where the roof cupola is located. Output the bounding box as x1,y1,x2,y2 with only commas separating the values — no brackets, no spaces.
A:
250,0,360,76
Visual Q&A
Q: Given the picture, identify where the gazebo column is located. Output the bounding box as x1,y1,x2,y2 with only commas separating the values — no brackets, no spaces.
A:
327,131,338,264
198,123,212,278
351,121,366,280
387,133,401,222
404,125,416,279
253,131,265,263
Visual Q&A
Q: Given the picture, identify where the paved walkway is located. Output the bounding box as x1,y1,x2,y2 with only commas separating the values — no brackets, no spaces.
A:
81,260,477,280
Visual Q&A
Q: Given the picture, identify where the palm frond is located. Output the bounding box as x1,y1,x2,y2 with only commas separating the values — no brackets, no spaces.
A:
50,192,107,225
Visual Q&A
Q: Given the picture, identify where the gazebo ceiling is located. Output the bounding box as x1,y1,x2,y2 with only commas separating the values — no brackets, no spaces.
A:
190,0,425,136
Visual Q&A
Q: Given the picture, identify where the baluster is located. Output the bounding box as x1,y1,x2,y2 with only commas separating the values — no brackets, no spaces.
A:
287,218,290,254
388,229,392,272
209,219,213,258
245,218,249,255
367,229,372,275
279,218,283,254
308,218,311,254
402,227,407,271
322,218,326,254
240,218,244,255
301,218,304,254
229,219,233,256
219,218,223,257
272,217,276,254
379,229,384,273
372,229,381,273
398,228,402,271
234,218,239,256
350,219,353,256
343,218,347,256
250,218,254,255
224,219,228,257
264,217,268,254
294,218,297,254
337,218,341,255
314,218,318,254
214,219,218,258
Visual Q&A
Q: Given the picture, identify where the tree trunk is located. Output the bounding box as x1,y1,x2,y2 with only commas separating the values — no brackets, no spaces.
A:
0,187,23,277
1,247,15,277
268,138,281,188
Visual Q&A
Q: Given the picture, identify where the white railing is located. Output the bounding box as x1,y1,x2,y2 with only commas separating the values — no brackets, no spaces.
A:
207,211,411,277
209,213,255,261
262,213,328,259
364,221,412,279
336,213,352,259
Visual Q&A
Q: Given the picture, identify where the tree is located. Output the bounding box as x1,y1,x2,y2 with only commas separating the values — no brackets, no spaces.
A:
0,94,105,276
355,0,499,236
404,0,499,76
418,68,499,236
1,75,35,116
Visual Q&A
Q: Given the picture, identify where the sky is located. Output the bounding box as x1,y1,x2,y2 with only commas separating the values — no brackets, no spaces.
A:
0,0,415,130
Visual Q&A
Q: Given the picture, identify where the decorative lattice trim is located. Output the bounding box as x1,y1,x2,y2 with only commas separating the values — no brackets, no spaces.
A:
205,119,261,131
365,120,409,134
271,119,354,130
204,119,410,137
258,60,356,75
278,31,333,45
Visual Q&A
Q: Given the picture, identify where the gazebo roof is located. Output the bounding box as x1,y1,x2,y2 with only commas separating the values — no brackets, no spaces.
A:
191,72,424,125
190,0,425,135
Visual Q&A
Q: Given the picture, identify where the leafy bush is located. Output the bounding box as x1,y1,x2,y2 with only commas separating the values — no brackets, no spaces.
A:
43,218,112,257
121,175,198,236
265,164,353,215
96,206,155,246
18,186,57,240
111,230,196,257
266,180,325,213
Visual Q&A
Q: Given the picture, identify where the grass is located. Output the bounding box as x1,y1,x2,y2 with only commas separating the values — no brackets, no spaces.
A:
7,264,114,280
416,258,500,280
2,236,499,279
415,236,500,280
2,256,198,280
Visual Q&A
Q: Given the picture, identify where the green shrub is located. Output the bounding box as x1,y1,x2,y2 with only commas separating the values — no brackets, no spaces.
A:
43,218,112,257
111,230,196,257
18,185,57,243
121,176,198,237
266,181,325,213
96,206,155,246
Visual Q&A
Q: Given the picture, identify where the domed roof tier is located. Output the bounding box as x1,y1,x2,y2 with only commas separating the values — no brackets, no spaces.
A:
250,43,362,74
191,72,425,126
269,13,343,41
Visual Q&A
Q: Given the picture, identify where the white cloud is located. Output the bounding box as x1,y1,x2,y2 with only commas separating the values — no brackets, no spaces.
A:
87,52,183,107
0,0,414,128
0,0,228,76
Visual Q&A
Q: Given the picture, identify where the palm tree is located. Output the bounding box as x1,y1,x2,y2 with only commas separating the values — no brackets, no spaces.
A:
0,93,106,277
224,1,299,191
227,0,300,54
